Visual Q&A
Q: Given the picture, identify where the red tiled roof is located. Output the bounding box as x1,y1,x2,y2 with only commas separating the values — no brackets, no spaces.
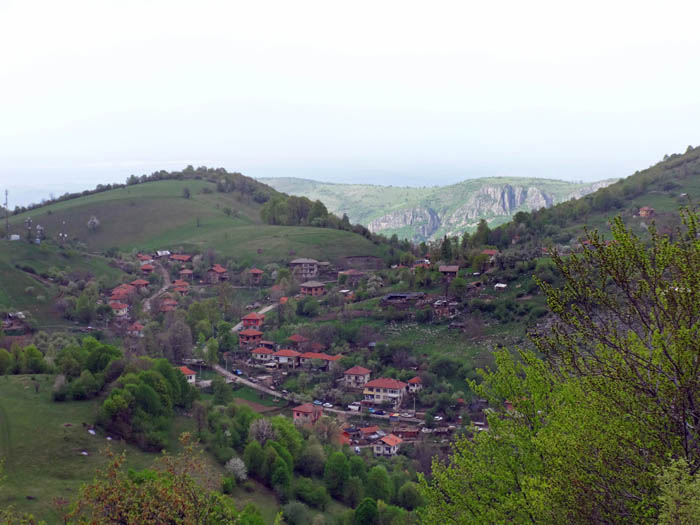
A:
481,249,499,256
293,403,319,414
137,254,152,261
439,265,459,273
288,334,309,343
109,302,128,310
365,378,407,390
209,264,227,274
173,287,189,293
243,312,265,320
300,352,330,360
252,347,274,355
170,254,192,262
161,298,178,305
141,264,155,271
172,279,189,287
249,268,264,274
345,365,371,376
310,342,324,352
179,268,193,274
128,322,144,331
274,349,300,358
178,366,196,376
279,297,288,304
360,425,380,435
407,376,422,384
239,329,263,337
131,279,149,287
381,434,403,447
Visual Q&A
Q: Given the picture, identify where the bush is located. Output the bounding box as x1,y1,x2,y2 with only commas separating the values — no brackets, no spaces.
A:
222,476,235,494
282,502,311,525
295,477,330,510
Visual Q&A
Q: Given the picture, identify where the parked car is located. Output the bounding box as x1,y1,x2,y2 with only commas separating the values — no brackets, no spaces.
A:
434,415,444,421
374,410,386,415
313,400,323,406
368,407,376,413
348,404,360,412
234,369,243,375
323,402,333,409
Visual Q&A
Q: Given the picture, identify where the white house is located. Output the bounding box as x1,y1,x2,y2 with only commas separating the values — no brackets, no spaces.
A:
178,366,196,384
373,434,403,456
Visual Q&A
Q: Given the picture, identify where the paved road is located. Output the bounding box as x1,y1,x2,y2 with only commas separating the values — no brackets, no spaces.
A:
143,262,171,312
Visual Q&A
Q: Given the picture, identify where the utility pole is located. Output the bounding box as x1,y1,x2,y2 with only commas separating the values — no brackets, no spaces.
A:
4,190,8,239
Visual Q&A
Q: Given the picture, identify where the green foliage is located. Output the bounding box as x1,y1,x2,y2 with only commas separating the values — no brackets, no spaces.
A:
281,501,311,525
396,481,423,511
657,458,700,524
270,415,303,460
244,440,265,478
354,498,378,525
294,476,330,509
366,466,392,503
324,451,349,499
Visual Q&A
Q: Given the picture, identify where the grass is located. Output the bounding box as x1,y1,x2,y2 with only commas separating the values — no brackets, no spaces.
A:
7,179,389,265
231,385,282,408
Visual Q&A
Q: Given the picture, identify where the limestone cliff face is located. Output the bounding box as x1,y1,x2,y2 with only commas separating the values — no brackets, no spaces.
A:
367,183,596,240
368,207,441,239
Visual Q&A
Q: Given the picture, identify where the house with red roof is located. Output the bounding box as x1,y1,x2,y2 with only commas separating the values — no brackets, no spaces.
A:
407,376,423,393
273,349,300,368
130,279,150,289
258,340,276,350
110,284,136,302
251,347,275,362
249,268,264,285
159,297,178,313
170,254,192,263
287,333,309,350
141,264,155,274
137,253,153,264
300,281,325,297
109,301,129,318
239,329,263,348
292,403,322,424
298,352,342,370
127,321,144,338
207,264,229,284
179,268,194,280
242,312,265,329
178,366,196,384
438,265,459,281
344,365,371,388
363,378,408,407
480,249,499,265
373,434,403,456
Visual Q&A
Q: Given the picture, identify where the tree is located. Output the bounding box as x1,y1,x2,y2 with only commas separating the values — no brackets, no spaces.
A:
323,451,349,499
225,456,248,482
354,498,378,525
249,418,276,446
298,442,327,477
0,349,13,375
397,481,424,510
345,475,364,508
68,434,248,523
419,209,700,523
448,277,467,298
244,440,265,478
212,375,232,405
366,466,392,503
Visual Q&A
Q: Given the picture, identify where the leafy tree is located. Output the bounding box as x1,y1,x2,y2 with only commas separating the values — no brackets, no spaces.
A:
22,345,46,373
348,455,366,481
324,451,349,499
212,375,232,405
0,349,13,375
657,458,700,524
243,440,265,478
397,481,424,510
366,466,392,503
298,442,327,477
270,415,303,460
448,277,467,298
345,475,364,508
281,501,310,525
354,498,378,525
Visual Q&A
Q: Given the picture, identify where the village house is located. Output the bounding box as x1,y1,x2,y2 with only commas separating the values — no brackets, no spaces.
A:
639,206,656,218
173,286,189,296
179,268,194,281
374,434,403,456
127,321,144,338
109,301,129,318
130,279,150,290
300,281,325,296
380,292,426,309
241,312,264,329
239,329,263,348
273,349,301,368
480,249,499,265
259,340,276,350
338,289,355,301
494,283,508,291
289,258,319,279
249,268,264,284
178,366,196,384
141,264,155,275
156,250,171,258
363,378,408,408
438,265,459,281
207,264,229,284
251,347,275,362
432,299,460,318
394,427,420,439
298,352,342,370
170,254,192,264
407,376,423,393
359,425,384,444
137,253,154,264
344,365,371,388
110,284,136,302
292,403,323,425
287,333,310,350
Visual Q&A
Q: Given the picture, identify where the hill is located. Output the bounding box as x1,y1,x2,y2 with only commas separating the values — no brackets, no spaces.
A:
5,177,391,264
258,176,614,241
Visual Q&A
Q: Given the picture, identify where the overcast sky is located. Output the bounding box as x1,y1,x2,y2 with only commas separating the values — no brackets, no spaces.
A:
1,0,699,206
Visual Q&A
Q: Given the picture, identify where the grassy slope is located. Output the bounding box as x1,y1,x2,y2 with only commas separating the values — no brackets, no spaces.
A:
0,242,125,325
7,179,387,265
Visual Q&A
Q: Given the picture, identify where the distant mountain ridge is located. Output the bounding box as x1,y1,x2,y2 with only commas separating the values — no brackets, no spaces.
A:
258,176,616,241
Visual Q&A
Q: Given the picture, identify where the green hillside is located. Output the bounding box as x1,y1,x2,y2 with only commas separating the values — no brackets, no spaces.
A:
6,179,389,263
259,176,614,241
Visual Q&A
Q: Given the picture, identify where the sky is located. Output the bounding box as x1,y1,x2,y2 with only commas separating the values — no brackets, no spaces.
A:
1,0,699,206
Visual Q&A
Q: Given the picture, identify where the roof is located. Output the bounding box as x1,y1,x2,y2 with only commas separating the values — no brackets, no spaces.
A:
249,268,264,274
128,322,144,331
300,352,340,361
380,434,403,447
481,249,499,256
243,312,265,320
137,254,152,260
178,366,196,376
288,334,309,343
170,254,192,262
141,264,155,271
365,378,408,390
239,329,263,337
109,302,128,310
293,402,320,413
130,279,149,286
360,425,380,435
172,279,189,287
274,349,301,358
179,268,193,274
209,264,227,273
252,347,274,355
301,281,325,288
439,265,459,272
407,376,422,384
279,297,289,304
345,365,371,375
290,258,318,264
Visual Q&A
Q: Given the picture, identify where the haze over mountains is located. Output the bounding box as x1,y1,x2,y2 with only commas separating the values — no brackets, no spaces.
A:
259,177,616,241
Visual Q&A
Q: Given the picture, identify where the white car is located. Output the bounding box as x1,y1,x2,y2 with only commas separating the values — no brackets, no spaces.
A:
323,402,333,409
434,415,444,421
